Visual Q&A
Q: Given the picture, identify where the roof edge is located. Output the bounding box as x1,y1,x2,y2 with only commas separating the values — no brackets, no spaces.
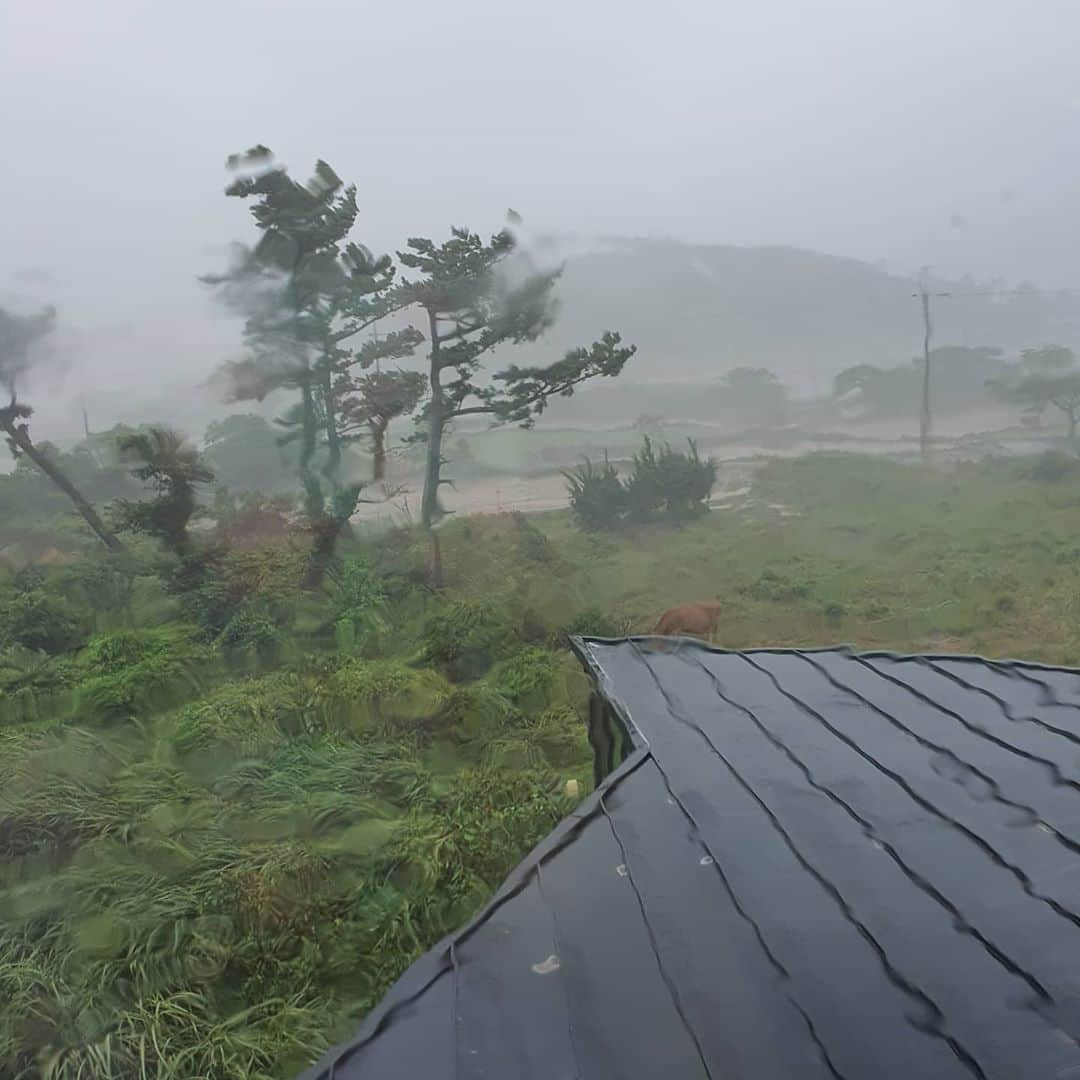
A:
570,636,1080,677
296,741,654,1079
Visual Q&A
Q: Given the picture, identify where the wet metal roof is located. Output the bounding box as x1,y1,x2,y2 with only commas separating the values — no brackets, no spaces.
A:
300,640,1080,1080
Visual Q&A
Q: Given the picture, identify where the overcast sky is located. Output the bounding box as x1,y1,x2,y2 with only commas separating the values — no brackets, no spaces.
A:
3,0,1080,431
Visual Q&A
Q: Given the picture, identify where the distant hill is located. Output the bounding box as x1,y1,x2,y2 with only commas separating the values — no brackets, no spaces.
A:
35,238,1080,444
530,238,1080,392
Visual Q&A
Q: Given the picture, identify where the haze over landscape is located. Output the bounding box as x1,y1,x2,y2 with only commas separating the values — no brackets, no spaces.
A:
4,0,1080,436
12,4,1080,1077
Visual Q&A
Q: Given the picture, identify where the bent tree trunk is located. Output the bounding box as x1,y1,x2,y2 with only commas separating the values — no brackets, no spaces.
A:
428,528,444,591
305,513,348,590
420,405,445,529
298,374,323,523
2,419,125,552
369,416,388,482
320,363,342,480
420,310,447,530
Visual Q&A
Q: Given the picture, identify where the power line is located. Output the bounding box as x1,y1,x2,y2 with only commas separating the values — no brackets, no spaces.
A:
917,289,1080,299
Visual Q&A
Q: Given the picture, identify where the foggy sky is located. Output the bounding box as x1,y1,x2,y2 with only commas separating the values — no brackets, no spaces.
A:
3,0,1080,436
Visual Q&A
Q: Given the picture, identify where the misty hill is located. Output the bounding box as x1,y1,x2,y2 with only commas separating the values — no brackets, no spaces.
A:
535,239,1080,392
42,239,1080,446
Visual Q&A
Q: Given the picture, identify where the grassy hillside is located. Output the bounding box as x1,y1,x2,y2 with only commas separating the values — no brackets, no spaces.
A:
3,452,1080,1077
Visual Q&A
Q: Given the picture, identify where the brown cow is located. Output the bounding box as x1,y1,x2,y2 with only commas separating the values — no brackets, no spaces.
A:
654,601,723,641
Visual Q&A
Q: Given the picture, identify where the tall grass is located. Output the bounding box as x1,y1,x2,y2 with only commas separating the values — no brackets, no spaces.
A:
6,453,1080,1076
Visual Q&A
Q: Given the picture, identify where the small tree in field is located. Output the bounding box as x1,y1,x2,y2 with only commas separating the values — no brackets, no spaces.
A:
0,306,125,552
110,427,215,556
721,367,788,426
988,345,1080,444
394,224,636,527
335,355,426,481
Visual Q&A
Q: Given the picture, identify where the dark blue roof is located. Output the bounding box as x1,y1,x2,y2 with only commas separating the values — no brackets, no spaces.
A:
300,640,1080,1079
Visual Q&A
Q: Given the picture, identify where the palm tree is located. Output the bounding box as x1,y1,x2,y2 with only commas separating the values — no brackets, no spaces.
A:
111,427,215,555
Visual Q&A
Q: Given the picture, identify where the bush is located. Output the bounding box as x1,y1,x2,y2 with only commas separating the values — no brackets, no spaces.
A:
178,545,307,638
421,599,517,680
75,626,213,722
324,659,445,732
216,606,284,654
166,674,302,754
624,437,717,522
744,568,811,602
564,438,717,532
1030,450,1080,484
330,558,390,653
564,456,627,531
562,606,619,639
83,628,158,672
511,512,557,564
0,583,86,654
486,648,558,714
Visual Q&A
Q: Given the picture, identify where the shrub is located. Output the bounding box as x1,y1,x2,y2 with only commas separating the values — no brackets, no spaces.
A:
330,558,390,653
744,568,811,602
563,456,627,531
178,546,307,638
216,606,284,654
421,600,516,680
0,574,86,654
323,659,445,732
563,606,619,639
564,438,717,532
486,647,558,714
167,674,301,755
75,627,213,722
511,511,557,564
624,437,717,522
438,682,522,735
522,705,591,768
83,629,157,672
1030,449,1080,484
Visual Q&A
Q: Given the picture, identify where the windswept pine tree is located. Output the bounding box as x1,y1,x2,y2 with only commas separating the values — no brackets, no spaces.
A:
394,224,637,527
205,146,420,584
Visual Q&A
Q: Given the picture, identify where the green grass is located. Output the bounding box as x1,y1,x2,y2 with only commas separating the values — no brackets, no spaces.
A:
5,451,1080,1076
537,452,1080,663
0,529,593,1077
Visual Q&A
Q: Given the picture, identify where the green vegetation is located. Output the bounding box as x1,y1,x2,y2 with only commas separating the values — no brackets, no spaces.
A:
0,514,593,1077
205,148,636,539
548,452,1080,664
565,437,717,530
393,225,636,526
988,344,1080,442
10,434,1080,1077
834,345,1008,419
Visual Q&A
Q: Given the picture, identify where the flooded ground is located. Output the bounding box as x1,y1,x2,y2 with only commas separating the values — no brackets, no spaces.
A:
352,410,1061,525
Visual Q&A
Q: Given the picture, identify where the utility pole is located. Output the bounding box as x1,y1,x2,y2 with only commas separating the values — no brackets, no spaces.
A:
914,269,950,463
